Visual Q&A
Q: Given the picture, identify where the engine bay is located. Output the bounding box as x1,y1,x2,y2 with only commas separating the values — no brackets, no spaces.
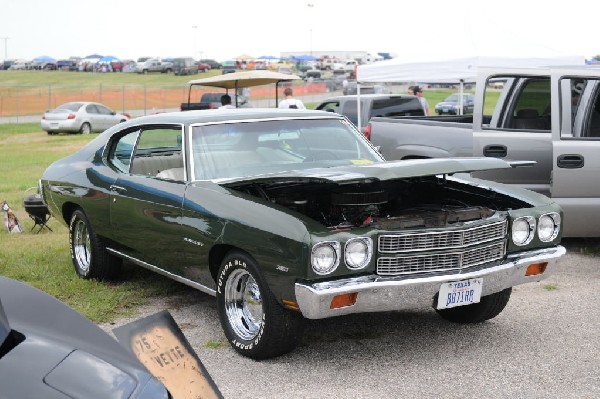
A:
228,175,530,230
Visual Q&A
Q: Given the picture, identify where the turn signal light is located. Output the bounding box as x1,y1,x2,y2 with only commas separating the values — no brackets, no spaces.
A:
281,300,299,310
525,262,548,276
330,293,358,309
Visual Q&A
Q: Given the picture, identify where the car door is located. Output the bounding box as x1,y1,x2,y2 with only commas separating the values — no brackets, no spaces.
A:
85,104,103,131
107,125,187,269
550,70,600,237
95,103,118,129
472,73,553,196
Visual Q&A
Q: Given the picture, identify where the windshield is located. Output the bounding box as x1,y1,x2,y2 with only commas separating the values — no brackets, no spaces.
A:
190,118,383,180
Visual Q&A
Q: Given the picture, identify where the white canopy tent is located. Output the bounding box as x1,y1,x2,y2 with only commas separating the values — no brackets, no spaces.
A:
355,55,585,129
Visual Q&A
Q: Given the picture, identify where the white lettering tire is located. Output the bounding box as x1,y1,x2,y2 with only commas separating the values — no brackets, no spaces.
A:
216,250,305,359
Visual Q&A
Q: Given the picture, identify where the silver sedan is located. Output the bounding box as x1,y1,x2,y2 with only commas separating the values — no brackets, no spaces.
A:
41,102,130,135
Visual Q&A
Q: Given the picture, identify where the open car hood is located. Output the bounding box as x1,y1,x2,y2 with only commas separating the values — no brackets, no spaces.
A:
218,157,512,186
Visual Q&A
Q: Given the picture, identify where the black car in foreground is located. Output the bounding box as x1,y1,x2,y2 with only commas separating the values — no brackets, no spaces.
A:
0,276,170,398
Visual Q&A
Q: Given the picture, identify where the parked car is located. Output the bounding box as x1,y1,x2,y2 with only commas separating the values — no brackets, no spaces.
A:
41,102,130,135
315,94,424,133
342,81,391,96
0,276,170,398
195,92,252,108
172,57,198,76
9,60,31,70
56,59,78,71
199,59,222,69
135,58,173,74
196,62,211,72
40,109,564,360
222,64,237,74
435,93,475,115
1,60,15,70
302,68,321,80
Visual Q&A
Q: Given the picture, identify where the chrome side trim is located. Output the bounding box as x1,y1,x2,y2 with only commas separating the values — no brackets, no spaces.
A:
107,248,216,296
295,245,566,319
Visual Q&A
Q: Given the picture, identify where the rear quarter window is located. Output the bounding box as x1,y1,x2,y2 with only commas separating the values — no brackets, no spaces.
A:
371,98,425,117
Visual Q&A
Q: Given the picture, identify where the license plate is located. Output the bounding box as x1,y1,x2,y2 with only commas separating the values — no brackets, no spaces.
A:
436,278,483,309
51,123,59,129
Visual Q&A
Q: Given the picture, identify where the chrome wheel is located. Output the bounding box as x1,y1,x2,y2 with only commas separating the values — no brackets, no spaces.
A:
224,268,263,341
73,218,91,274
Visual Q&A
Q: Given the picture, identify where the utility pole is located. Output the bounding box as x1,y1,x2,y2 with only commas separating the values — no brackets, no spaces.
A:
0,37,9,60
307,4,314,56
191,26,198,59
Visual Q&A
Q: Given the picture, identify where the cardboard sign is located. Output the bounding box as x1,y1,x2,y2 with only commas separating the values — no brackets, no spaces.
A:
113,310,222,399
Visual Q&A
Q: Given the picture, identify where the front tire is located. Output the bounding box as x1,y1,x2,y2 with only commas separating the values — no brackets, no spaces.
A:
69,209,121,280
216,250,305,360
435,287,512,323
79,122,91,134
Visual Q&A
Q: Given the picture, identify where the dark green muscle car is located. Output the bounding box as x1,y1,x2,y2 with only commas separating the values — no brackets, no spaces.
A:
40,109,565,359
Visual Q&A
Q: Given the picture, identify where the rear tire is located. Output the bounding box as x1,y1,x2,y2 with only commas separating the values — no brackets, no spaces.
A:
69,209,121,280
435,287,512,323
216,250,305,360
79,122,91,134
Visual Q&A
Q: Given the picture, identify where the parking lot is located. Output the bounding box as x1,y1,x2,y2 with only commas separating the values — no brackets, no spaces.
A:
102,239,600,398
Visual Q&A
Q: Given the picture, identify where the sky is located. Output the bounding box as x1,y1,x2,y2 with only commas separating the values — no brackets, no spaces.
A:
1,0,598,63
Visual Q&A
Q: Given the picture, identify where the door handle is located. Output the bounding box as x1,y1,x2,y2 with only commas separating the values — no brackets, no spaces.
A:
109,184,127,193
483,145,507,158
557,154,584,169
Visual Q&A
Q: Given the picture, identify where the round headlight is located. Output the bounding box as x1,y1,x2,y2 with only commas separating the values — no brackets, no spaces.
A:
345,237,373,270
512,216,535,246
311,242,340,275
538,213,561,242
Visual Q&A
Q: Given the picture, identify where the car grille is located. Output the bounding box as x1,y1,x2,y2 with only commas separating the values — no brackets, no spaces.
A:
376,219,507,276
379,220,507,253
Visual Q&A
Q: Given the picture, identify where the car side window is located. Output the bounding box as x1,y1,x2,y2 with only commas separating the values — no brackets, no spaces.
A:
561,78,600,139
483,76,550,132
129,127,185,180
316,101,340,114
341,100,358,126
96,104,113,115
86,104,100,114
108,130,139,173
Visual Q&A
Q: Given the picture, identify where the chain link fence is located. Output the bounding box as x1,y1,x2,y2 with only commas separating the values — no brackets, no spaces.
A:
0,82,339,123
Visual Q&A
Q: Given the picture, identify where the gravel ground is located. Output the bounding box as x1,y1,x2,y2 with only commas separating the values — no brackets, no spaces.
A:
100,239,600,398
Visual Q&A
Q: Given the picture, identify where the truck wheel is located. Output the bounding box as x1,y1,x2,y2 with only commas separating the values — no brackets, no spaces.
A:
216,250,305,360
165,68,172,74
69,209,122,280
435,287,512,323
79,122,91,134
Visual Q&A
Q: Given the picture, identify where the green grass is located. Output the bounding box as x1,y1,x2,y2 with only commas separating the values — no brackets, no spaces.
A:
0,125,186,323
203,340,229,349
543,284,558,291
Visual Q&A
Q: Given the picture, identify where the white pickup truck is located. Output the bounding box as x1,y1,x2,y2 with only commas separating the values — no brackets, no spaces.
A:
366,66,600,237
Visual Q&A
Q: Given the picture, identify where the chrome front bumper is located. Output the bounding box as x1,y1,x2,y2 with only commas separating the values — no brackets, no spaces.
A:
295,246,565,319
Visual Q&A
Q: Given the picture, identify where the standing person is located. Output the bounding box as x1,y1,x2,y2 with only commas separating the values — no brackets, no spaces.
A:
413,86,430,116
219,94,235,109
278,87,305,109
